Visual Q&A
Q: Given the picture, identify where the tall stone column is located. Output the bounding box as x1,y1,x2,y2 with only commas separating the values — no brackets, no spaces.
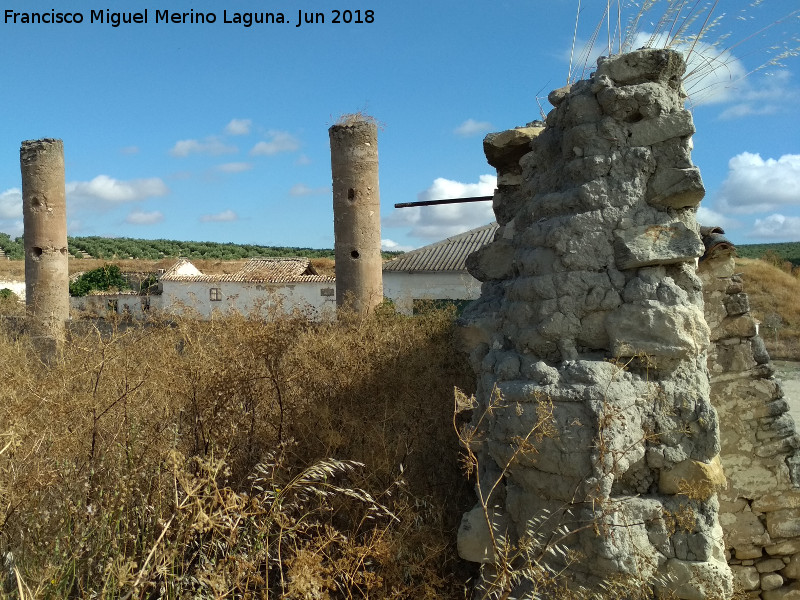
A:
21,138,69,349
329,116,383,313
457,49,732,599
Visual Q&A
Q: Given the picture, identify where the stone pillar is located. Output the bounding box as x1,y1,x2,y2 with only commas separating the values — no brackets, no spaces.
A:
21,138,69,350
329,116,383,313
457,49,732,599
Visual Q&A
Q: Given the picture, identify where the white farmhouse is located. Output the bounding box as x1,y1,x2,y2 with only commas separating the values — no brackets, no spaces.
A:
159,257,336,319
381,223,496,314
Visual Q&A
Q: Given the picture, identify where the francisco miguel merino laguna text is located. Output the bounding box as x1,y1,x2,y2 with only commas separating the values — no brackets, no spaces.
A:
4,8,375,27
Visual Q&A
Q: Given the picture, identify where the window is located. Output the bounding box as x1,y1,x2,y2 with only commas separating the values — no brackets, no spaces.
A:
210,287,222,301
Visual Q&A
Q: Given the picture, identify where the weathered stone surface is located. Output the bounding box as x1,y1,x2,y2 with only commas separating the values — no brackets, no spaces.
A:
720,509,770,549
760,558,790,573
657,556,733,600
767,509,800,539
457,505,508,564
484,126,544,170
769,540,800,556
731,565,760,591
764,573,788,591
614,222,704,270
754,492,800,514
763,583,800,600
607,301,709,358
783,554,800,579
463,48,731,597
712,315,759,341
648,166,705,208
466,240,514,282
596,48,686,86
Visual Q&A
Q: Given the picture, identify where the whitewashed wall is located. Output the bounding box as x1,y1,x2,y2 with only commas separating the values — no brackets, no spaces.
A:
382,272,480,314
160,280,337,319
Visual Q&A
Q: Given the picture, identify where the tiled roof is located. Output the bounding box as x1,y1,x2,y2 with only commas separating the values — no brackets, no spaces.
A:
382,223,498,273
161,258,335,283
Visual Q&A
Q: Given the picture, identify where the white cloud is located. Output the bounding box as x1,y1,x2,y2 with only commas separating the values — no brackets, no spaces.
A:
289,183,329,197
752,214,800,240
225,119,252,136
454,118,493,137
381,238,414,252
250,131,300,156
384,175,496,241
696,206,740,231
0,188,22,219
216,162,253,173
125,210,164,225
716,71,797,120
67,175,168,205
200,210,238,223
170,137,237,157
717,153,800,214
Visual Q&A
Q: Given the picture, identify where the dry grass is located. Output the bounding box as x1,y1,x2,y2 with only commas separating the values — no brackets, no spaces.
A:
735,257,800,360
0,305,475,598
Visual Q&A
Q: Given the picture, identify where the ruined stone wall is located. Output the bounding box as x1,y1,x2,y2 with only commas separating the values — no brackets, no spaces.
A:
458,49,732,598
699,237,800,599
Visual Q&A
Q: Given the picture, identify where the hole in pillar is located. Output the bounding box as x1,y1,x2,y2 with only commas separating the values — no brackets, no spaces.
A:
59,247,68,255
351,250,360,259
31,246,43,258
347,188,355,201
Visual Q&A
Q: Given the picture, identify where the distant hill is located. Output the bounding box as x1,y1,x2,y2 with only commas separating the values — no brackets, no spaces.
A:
0,233,403,261
735,242,800,266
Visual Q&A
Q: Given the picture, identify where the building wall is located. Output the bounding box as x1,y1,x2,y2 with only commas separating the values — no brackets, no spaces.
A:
160,280,337,319
71,294,151,318
382,271,481,315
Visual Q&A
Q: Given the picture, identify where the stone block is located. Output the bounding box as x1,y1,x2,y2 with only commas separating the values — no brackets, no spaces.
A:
457,505,508,564
760,558,790,573
595,48,686,86
767,509,800,539
754,492,800,514
768,540,800,556
628,111,696,146
614,222,704,270
656,556,733,600
764,573,787,591
466,241,514,282
659,456,727,498
607,301,709,359
731,565,760,591
736,545,765,560
725,293,750,316
763,583,800,600
711,315,758,341
783,554,800,579
647,166,705,208
720,508,769,549
484,126,545,170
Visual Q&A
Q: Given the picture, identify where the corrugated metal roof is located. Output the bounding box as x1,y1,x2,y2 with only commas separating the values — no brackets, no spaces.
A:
161,258,335,283
382,223,498,273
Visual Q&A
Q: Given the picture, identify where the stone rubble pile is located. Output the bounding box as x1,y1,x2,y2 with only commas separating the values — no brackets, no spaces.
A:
700,233,800,600
458,48,732,598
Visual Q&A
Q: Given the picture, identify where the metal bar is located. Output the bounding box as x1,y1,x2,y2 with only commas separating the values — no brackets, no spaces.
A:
394,195,493,209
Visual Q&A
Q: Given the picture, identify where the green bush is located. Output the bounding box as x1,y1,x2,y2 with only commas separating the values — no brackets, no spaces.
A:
69,264,130,297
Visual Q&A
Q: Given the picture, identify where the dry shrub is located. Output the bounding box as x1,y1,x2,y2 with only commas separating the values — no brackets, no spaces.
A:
0,304,475,598
736,257,800,360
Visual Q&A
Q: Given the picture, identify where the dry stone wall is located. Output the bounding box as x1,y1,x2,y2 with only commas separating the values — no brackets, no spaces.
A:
699,232,800,600
458,49,732,598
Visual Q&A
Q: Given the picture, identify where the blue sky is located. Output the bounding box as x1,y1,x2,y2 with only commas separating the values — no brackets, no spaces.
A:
1,0,799,251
